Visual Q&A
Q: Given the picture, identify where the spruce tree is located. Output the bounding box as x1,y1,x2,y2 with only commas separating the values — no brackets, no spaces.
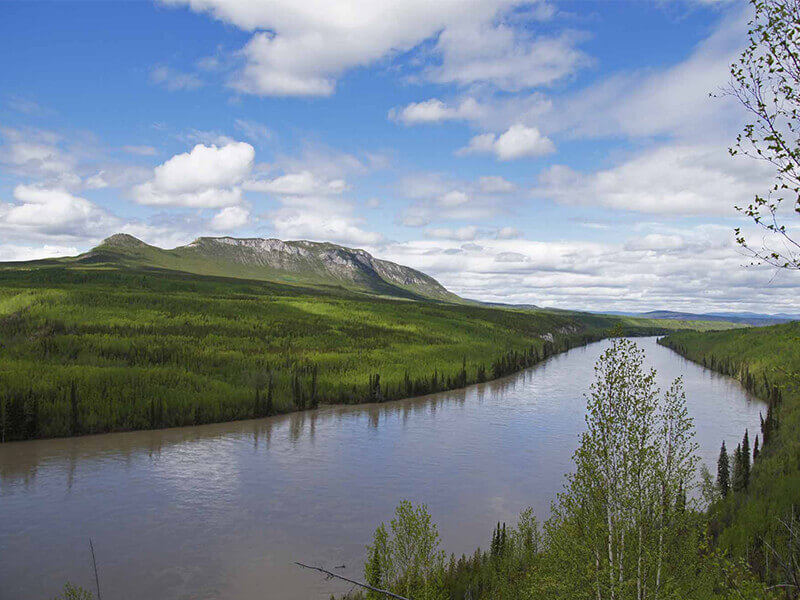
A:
717,440,731,497
753,434,760,461
732,443,745,492
742,429,751,488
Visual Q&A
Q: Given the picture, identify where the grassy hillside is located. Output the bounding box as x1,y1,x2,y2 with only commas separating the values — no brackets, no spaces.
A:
51,233,463,302
0,260,741,441
659,323,800,583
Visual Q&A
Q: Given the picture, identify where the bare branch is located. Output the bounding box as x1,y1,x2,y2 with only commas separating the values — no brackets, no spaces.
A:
294,562,412,600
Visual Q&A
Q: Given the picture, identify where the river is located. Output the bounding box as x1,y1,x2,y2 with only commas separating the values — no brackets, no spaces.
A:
0,337,765,599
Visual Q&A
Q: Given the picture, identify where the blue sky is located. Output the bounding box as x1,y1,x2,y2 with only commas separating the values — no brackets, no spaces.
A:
1,0,797,313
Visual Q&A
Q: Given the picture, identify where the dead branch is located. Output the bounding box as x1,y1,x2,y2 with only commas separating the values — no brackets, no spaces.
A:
294,562,411,600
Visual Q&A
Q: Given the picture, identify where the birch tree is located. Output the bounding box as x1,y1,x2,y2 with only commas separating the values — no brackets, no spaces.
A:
547,338,698,600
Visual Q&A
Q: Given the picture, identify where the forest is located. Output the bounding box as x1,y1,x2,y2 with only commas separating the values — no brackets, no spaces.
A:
0,264,728,442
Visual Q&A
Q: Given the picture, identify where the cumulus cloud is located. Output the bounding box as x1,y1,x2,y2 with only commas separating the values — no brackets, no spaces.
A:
210,205,250,230
161,0,585,97
0,184,118,238
270,208,382,245
244,170,347,196
245,154,383,246
459,124,555,160
133,141,254,208
535,143,775,216
389,98,484,125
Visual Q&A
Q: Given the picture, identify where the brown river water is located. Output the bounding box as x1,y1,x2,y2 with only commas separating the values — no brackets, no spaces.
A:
0,337,765,599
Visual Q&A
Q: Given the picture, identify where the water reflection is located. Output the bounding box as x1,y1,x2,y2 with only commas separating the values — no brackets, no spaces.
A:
0,338,765,600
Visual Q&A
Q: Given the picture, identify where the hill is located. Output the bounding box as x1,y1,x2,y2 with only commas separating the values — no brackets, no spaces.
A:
0,249,742,442
60,233,460,302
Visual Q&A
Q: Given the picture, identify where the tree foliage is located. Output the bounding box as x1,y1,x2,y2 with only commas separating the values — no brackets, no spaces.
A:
726,0,800,269
365,501,446,600
546,338,698,600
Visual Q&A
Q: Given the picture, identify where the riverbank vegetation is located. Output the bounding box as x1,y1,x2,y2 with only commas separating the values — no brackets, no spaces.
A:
338,336,784,600
0,265,733,442
659,323,800,591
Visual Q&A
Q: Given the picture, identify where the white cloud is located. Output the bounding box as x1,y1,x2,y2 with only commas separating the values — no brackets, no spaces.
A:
535,143,775,216
425,226,480,241
150,65,204,91
540,7,749,142
478,175,515,193
438,190,470,207
459,124,555,160
210,206,250,230
373,227,800,313
233,119,273,143
624,234,687,252
397,173,512,227
245,151,383,246
162,0,584,97
389,98,484,125
245,170,347,196
152,142,254,193
133,184,243,208
496,226,521,239
0,244,80,262
84,172,109,189
270,209,382,245
133,142,254,208
83,165,150,190
429,26,589,91
0,184,118,238
0,128,77,184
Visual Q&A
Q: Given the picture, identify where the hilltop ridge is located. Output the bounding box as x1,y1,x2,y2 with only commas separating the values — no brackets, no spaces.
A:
74,233,461,302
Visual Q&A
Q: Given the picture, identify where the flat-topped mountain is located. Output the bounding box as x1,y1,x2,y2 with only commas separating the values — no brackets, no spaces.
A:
75,233,460,302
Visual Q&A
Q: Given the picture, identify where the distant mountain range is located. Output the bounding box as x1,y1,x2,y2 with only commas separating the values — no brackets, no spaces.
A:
598,310,798,327
6,233,461,303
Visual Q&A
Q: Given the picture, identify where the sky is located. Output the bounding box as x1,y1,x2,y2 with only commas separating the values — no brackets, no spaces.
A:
1,0,798,313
